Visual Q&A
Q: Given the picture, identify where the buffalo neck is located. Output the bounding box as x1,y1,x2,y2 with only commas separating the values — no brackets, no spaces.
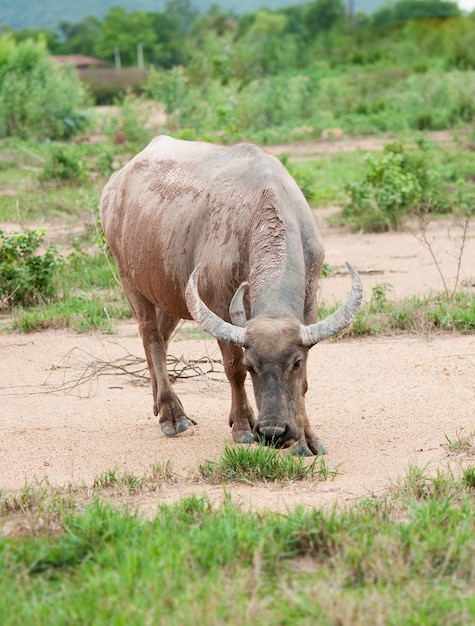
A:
248,200,307,321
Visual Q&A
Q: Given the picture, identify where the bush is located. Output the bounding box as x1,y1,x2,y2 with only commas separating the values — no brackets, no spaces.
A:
278,153,317,200
40,145,89,183
0,229,62,308
341,142,449,232
0,35,91,140
102,94,154,151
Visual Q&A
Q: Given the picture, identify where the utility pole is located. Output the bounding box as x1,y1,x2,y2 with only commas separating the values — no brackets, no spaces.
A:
114,46,121,71
137,43,144,69
348,0,355,24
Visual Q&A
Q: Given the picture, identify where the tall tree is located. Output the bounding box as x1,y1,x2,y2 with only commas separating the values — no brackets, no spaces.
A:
372,0,461,27
57,16,101,57
96,7,157,66
305,0,346,38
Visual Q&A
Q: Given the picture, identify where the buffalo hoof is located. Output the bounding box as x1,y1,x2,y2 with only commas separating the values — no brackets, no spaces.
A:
292,443,313,456
161,416,196,437
316,439,327,455
292,439,327,456
232,430,254,444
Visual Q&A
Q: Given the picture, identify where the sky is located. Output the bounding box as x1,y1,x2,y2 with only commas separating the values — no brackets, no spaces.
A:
458,0,475,11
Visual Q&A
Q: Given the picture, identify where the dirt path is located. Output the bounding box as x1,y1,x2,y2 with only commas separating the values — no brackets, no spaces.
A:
1,218,474,512
263,130,457,161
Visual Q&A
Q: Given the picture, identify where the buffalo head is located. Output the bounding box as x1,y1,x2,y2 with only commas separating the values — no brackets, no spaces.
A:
185,264,363,451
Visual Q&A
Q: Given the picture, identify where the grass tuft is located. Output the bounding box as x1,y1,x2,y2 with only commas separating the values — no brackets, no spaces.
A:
319,288,475,338
445,430,475,456
199,442,339,484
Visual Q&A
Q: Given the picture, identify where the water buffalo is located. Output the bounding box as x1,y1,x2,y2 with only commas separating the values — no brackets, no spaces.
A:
100,135,363,456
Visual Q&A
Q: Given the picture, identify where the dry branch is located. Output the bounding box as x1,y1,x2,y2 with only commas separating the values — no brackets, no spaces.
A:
0,346,225,397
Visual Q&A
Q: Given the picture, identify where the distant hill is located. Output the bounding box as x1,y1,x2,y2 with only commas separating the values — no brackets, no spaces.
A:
1,0,384,31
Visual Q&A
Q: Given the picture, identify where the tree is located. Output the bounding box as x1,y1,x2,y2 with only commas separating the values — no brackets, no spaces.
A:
305,0,346,38
372,0,461,27
164,0,199,33
96,7,158,67
57,16,102,57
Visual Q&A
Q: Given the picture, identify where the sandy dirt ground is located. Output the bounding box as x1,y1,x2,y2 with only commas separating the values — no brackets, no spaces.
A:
1,206,474,513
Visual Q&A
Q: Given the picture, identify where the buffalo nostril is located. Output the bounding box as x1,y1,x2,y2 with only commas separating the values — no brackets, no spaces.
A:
256,423,286,439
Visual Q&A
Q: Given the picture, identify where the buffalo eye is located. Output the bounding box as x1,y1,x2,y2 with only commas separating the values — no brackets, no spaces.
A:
244,363,255,374
293,359,302,370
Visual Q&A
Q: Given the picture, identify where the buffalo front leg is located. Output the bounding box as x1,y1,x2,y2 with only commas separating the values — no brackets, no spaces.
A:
291,398,327,456
218,341,255,444
123,283,196,436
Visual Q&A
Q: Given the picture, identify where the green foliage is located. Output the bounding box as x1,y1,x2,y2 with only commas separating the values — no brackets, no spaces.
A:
40,145,89,183
95,7,157,67
199,443,337,483
0,35,91,140
1,466,475,623
0,229,62,308
305,0,346,37
347,288,475,336
102,94,154,150
9,295,131,333
278,153,317,200
341,142,449,232
371,0,461,28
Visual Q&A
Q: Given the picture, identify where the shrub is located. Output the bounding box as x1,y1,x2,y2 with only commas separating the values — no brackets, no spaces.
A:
0,35,91,140
278,153,317,200
40,145,89,183
0,229,62,308
341,142,449,232
102,94,153,151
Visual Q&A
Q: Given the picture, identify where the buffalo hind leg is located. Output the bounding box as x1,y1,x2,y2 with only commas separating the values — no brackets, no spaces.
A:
218,341,255,444
123,281,196,436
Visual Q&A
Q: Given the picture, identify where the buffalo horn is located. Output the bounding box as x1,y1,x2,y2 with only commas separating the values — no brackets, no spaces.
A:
299,262,363,346
185,268,247,346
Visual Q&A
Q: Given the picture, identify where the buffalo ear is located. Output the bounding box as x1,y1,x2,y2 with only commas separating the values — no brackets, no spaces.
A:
229,282,249,327
185,268,247,347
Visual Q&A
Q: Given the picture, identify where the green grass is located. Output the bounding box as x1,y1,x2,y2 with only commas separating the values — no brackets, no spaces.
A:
0,139,114,222
284,151,367,207
1,465,475,624
7,295,131,333
318,289,475,338
199,442,339,484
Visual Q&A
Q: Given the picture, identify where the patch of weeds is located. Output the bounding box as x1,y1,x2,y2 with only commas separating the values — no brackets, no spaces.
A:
278,153,317,200
0,480,77,536
0,228,63,308
150,461,176,484
93,468,145,493
445,430,475,456
8,295,132,333
40,145,89,184
391,465,457,502
199,442,339,484
320,262,332,278
102,94,153,151
462,466,475,489
334,289,475,337
93,463,177,494
62,247,120,292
